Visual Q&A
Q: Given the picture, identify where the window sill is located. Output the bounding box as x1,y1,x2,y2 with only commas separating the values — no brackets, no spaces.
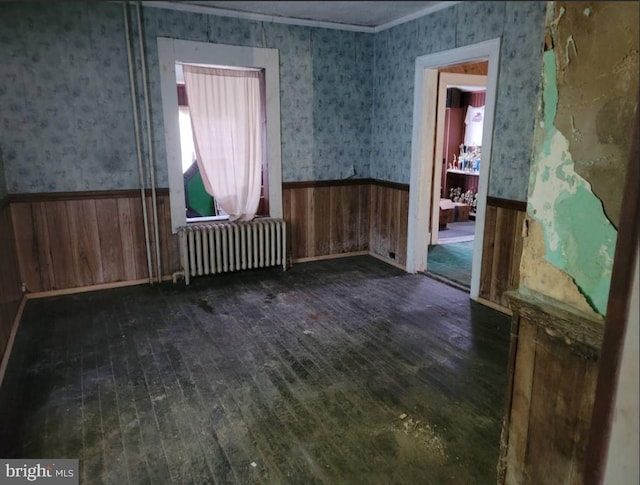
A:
186,215,229,223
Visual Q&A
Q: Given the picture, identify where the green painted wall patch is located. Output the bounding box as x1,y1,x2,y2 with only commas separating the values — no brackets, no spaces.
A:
527,50,617,315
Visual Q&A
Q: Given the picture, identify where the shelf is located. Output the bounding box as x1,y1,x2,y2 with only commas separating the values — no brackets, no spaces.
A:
447,169,480,176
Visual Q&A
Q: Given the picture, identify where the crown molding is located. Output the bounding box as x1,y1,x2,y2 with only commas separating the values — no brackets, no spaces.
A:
374,1,459,32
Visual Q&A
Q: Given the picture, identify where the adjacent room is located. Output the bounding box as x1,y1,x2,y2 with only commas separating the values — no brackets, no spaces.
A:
428,62,488,289
0,1,637,484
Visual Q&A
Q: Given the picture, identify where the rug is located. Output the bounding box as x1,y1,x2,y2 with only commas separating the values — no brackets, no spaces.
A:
438,221,476,243
427,241,474,288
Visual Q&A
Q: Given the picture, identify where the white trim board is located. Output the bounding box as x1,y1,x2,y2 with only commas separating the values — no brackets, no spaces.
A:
406,37,501,300
157,38,283,232
143,1,460,34
374,1,460,32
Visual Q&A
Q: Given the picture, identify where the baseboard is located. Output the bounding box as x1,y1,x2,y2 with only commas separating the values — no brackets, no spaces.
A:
367,251,407,271
25,275,176,300
25,279,151,299
293,251,369,264
292,251,408,272
0,295,27,388
474,296,513,316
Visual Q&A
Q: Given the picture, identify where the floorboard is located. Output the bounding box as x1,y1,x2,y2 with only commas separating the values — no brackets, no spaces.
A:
0,256,510,484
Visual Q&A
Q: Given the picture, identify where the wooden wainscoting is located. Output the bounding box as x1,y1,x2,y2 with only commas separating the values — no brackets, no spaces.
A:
283,180,370,262
282,178,408,266
369,181,409,268
0,199,23,362
499,289,604,484
479,197,527,310
7,183,527,303
10,190,179,293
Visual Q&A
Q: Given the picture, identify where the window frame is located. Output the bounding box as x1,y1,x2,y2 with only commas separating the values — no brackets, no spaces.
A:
157,38,283,233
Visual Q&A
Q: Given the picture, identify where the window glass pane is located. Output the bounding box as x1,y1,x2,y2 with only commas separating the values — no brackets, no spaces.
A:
178,106,196,174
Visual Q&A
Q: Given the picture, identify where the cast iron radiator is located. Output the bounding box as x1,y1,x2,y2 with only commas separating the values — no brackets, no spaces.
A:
178,219,287,285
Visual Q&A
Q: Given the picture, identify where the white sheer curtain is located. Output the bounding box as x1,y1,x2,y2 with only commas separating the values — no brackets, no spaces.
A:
183,65,264,221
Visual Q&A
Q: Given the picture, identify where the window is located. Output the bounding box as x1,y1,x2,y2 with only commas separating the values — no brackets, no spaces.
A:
179,103,228,222
176,67,270,222
178,105,195,173
158,38,282,232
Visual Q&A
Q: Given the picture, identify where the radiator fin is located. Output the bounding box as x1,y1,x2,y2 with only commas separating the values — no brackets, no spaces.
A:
178,219,287,285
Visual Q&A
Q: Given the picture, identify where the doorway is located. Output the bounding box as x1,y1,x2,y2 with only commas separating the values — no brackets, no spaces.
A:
427,68,487,288
406,38,501,300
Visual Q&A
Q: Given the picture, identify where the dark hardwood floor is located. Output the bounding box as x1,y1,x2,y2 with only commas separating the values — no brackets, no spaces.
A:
0,256,510,484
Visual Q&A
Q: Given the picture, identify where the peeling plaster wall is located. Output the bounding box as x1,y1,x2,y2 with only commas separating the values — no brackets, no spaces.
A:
521,1,638,316
553,1,639,227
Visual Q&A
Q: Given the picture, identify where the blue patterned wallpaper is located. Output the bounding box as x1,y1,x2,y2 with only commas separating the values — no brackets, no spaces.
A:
139,10,374,183
371,1,547,200
0,2,545,198
0,3,373,192
310,29,373,180
0,3,138,192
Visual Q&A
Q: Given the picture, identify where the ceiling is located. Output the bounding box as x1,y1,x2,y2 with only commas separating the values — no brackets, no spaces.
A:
172,1,455,30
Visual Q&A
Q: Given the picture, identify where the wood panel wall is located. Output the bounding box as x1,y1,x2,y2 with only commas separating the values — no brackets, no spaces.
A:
282,179,409,267
369,182,409,267
6,183,526,316
0,200,23,362
10,190,179,293
500,289,604,485
283,180,525,303
479,198,527,309
283,180,370,262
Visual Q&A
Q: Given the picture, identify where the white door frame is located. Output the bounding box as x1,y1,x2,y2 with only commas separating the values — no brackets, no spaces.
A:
406,37,501,299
